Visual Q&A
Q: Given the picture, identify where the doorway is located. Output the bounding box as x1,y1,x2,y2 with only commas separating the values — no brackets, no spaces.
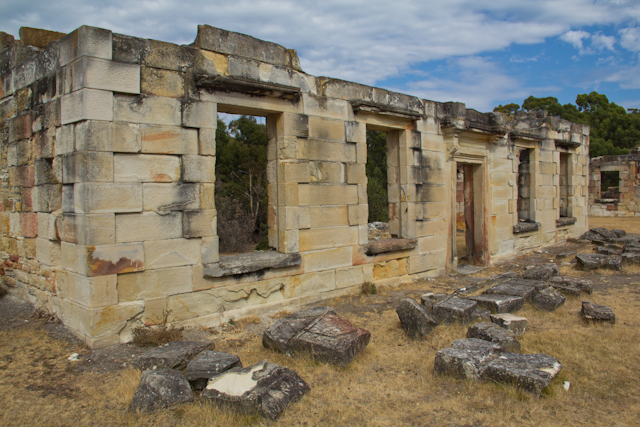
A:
454,161,486,265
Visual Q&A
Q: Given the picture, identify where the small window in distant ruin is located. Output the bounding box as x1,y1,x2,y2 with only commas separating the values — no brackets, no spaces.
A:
600,171,620,199
366,129,392,240
517,149,532,222
559,153,571,218
215,113,271,255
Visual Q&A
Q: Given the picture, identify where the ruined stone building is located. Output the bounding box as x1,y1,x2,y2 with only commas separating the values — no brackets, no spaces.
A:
0,25,590,347
589,149,640,217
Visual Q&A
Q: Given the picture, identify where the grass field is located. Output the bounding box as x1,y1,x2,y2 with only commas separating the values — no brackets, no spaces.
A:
2,217,640,426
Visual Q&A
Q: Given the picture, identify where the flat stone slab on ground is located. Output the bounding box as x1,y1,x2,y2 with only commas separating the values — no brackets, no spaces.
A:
490,313,527,336
467,294,524,314
396,298,439,338
467,322,520,352
420,292,449,310
186,350,242,390
532,287,566,311
434,338,504,381
622,252,640,264
612,229,626,237
576,253,607,270
432,296,487,324
134,341,212,370
522,264,559,281
597,247,621,256
483,279,547,302
201,360,309,420
582,301,616,323
603,256,622,270
480,353,562,396
263,306,371,367
548,277,581,297
590,228,618,241
131,369,194,413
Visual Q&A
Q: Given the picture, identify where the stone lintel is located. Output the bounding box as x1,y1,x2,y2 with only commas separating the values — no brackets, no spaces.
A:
351,101,422,120
513,222,540,234
194,74,301,100
366,238,417,255
556,217,577,227
203,251,301,278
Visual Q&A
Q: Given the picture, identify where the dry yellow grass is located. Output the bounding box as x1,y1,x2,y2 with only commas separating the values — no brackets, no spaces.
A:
590,216,640,234
3,216,640,426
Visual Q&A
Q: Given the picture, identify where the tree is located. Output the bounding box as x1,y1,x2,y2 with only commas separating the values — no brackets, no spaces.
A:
493,103,520,114
366,130,389,222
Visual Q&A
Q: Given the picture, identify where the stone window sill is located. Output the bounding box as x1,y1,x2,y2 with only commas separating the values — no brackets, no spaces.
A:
203,252,301,278
595,199,619,204
513,222,541,234
365,238,417,255
556,217,577,227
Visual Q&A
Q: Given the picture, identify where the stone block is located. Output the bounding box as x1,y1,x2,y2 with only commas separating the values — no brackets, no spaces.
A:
61,271,118,307
432,297,483,324
80,243,144,276
116,212,183,243
183,209,217,238
32,184,62,212
74,183,142,214
142,183,200,212
201,237,219,264
71,57,140,94
483,279,547,302
35,238,61,266
114,94,181,126
9,165,35,187
298,184,358,206
467,322,520,352
279,161,310,183
117,266,193,301
62,213,115,245
299,226,357,251
490,313,527,337
61,89,114,124
37,212,59,241
396,298,439,338
75,120,141,152
309,206,349,227
19,212,38,238
434,338,504,381
130,369,193,414
141,125,198,154
144,238,201,269
532,287,566,311
581,301,615,323
55,124,75,155
278,229,299,253
480,353,562,397
141,67,185,98
298,139,355,162
59,25,112,66
198,128,216,156
186,351,242,391
199,183,215,209
35,158,59,185
181,155,216,182
346,163,366,185
114,154,180,182
303,246,352,272
182,101,216,129
522,263,559,281
63,151,114,183
467,294,524,314
9,113,32,143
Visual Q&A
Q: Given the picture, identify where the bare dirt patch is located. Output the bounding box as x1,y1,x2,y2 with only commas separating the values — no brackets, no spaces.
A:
2,219,640,426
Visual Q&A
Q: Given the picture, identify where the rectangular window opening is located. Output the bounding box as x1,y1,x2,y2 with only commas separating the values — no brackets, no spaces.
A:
600,171,620,200
365,129,392,240
517,149,533,222
559,153,571,218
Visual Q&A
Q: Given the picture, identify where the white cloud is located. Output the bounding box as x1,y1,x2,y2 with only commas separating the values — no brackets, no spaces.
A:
605,64,640,89
560,30,591,50
591,33,616,51
620,27,640,51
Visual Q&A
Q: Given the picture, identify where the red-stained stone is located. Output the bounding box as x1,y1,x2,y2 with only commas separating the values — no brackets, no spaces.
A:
20,212,38,237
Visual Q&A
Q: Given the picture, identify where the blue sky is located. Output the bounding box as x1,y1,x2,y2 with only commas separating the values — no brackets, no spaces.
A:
2,0,640,112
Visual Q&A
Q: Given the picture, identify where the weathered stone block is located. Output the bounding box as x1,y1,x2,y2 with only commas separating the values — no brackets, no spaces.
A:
32,184,62,212
35,238,61,266
134,341,211,370
61,89,114,124
118,265,193,301
434,338,504,381
200,237,219,264
9,165,35,187
468,294,524,314
182,101,216,129
61,271,117,307
71,56,140,94
183,209,216,238
532,287,566,311
75,120,141,152
79,243,144,276
142,183,200,212
522,263,559,281
490,313,528,336
62,213,115,245
204,252,300,278
346,163,366,184
298,184,357,206
144,238,201,269
480,353,562,396
116,212,182,243
114,94,181,126
581,301,615,323
299,226,357,251
483,279,547,302
74,183,142,214
198,128,216,156
130,369,193,414
467,322,520,352
396,298,439,338
59,25,112,66
186,351,242,390
114,154,180,182
140,125,198,155
63,151,114,183
141,67,185,98
181,155,216,182
432,297,482,324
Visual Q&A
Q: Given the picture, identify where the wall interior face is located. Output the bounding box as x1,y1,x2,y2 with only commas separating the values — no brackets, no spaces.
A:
0,25,590,347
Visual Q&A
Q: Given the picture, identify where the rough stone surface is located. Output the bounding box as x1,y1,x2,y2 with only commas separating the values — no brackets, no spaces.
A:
396,298,439,338
622,252,640,264
490,313,527,337
186,350,242,390
612,229,626,237
134,341,212,370
483,279,547,302
480,353,562,396
201,360,310,420
467,321,521,352
204,252,301,278
434,338,504,381
522,264,559,281
130,369,194,413
602,256,622,270
548,277,582,297
420,292,449,310
590,228,617,241
366,238,417,255
431,297,486,324
579,230,601,242
263,306,370,367
467,294,524,314
582,301,615,323
576,253,607,270
532,287,566,311
597,247,621,256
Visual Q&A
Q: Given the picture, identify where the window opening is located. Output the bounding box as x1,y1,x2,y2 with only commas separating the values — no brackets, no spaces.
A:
455,165,466,260
559,153,570,218
215,114,271,255
600,171,620,200
517,149,532,222
366,129,391,240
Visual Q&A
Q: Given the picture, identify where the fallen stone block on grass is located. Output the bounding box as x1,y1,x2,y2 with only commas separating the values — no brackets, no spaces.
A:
597,247,621,256
576,253,607,270
201,360,309,420
522,264,559,281
622,252,640,264
590,227,618,242
131,369,194,413
434,338,504,381
134,341,212,370
431,296,489,324
262,306,370,367
582,301,615,324
480,353,562,396
483,279,546,302
186,350,242,390
490,313,527,336
612,229,626,237
467,322,520,352
548,277,581,297
468,294,524,314
532,287,566,311
396,298,439,338
602,256,622,271
420,292,449,310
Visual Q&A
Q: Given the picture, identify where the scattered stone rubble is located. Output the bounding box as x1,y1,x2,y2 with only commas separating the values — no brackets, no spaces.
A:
532,287,566,312
396,298,439,338
490,313,527,336
133,341,212,370
467,322,521,353
131,369,194,413
262,306,371,367
582,301,616,324
186,351,242,390
577,228,640,270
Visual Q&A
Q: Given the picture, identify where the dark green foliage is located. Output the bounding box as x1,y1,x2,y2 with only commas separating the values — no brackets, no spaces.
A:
215,116,270,252
493,103,520,114
366,130,389,222
495,92,640,157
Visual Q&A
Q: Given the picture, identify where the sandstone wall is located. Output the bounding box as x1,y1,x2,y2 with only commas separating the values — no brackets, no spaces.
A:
589,152,640,217
0,25,589,347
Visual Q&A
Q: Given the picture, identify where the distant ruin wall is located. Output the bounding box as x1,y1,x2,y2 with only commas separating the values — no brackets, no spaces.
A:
0,25,589,347
589,150,640,217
